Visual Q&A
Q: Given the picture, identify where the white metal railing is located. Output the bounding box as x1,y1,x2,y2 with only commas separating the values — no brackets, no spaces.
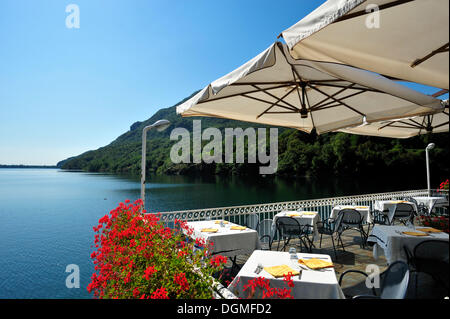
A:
156,189,448,227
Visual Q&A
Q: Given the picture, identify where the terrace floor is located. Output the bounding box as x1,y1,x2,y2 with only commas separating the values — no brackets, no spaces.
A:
222,224,449,299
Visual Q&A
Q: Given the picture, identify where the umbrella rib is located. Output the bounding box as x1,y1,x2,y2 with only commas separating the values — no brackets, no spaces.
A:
315,91,367,110
312,88,367,111
255,86,298,119
250,84,301,112
333,0,415,24
303,83,317,130
411,42,449,68
309,83,354,109
306,83,366,117
196,83,292,105
433,121,449,129
241,94,297,112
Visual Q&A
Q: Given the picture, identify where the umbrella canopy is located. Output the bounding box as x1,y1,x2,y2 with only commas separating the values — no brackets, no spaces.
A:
338,106,449,138
280,0,449,90
177,42,443,134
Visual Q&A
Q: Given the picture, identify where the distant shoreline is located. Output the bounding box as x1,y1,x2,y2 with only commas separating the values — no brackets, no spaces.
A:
0,165,57,169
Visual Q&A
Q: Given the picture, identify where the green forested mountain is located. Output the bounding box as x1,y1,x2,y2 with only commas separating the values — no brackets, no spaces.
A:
58,91,449,183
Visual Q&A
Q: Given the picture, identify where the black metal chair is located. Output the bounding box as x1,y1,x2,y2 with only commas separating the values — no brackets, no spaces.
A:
246,213,259,230
256,219,274,250
339,261,410,299
389,203,416,226
404,240,449,296
338,209,368,249
316,213,345,260
275,217,313,252
405,197,427,216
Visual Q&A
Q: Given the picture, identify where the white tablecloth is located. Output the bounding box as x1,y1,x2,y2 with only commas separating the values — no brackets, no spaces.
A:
227,250,345,299
412,196,448,214
272,211,320,240
367,225,449,264
184,220,261,257
330,205,372,224
374,200,417,213
373,200,417,223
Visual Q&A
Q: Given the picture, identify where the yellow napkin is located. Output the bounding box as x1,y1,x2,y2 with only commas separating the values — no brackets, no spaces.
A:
416,227,442,233
263,265,299,278
230,226,247,230
391,200,407,204
301,212,317,215
298,258,334,270
214,220,229,224
355,206,369,209
287,213,301,217
402,231,428,236
201,228,218,233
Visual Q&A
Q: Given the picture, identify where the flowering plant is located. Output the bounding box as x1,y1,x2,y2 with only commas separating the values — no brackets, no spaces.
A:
227,273,294,299
87,199,227,299
419,215,449,234
438,179,449,192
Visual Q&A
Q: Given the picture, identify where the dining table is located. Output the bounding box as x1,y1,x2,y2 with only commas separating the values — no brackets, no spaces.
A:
227,250,345,299
183,220,261,258
330,205,372,224
367,225,449,264
412,196,449,214
272,210,321,240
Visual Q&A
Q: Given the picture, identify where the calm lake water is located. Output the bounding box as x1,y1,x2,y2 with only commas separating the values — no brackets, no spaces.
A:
0,168,425,299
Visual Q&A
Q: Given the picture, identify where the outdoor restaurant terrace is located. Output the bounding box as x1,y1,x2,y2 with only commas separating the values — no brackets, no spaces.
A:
157,188,449,299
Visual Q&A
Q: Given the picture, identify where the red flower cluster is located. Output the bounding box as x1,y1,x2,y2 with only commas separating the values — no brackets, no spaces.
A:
242,275,294,299
210,255,228,268
87,199,226,299
439,179,449,192
419,215,449,234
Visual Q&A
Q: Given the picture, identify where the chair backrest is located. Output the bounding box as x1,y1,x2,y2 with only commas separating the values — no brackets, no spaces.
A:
394,203,415,217
339,209,362,226
413,240,449,263
380,261,410,299
257,219,274,239
246,213,260,230
276,217,302,237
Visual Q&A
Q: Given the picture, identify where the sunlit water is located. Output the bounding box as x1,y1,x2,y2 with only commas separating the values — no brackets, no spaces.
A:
0,168,424,298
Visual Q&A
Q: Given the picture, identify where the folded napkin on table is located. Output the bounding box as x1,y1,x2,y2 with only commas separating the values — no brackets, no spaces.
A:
201,228,218,233
301,212,317,215
416,227,442,233
230,226,247,230
298,258,334,270
355,206,369,209
214,220,229,224
263,265,299,278
402,231,428,236
287,213,301,217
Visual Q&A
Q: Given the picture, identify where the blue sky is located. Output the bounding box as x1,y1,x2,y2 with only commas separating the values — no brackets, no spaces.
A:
0,1,446,165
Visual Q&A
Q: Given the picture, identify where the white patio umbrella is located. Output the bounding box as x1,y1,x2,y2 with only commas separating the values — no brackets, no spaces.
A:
280,0,449,90
338,105,449,138
177,42,443,134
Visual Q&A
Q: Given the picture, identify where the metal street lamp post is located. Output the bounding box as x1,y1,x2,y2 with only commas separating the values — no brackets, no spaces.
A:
425,143,435,196
141,119,171,212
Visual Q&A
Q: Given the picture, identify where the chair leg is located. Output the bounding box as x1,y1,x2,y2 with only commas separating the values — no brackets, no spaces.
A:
319,233,323,248
331,235,337,260
338,233,345,251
